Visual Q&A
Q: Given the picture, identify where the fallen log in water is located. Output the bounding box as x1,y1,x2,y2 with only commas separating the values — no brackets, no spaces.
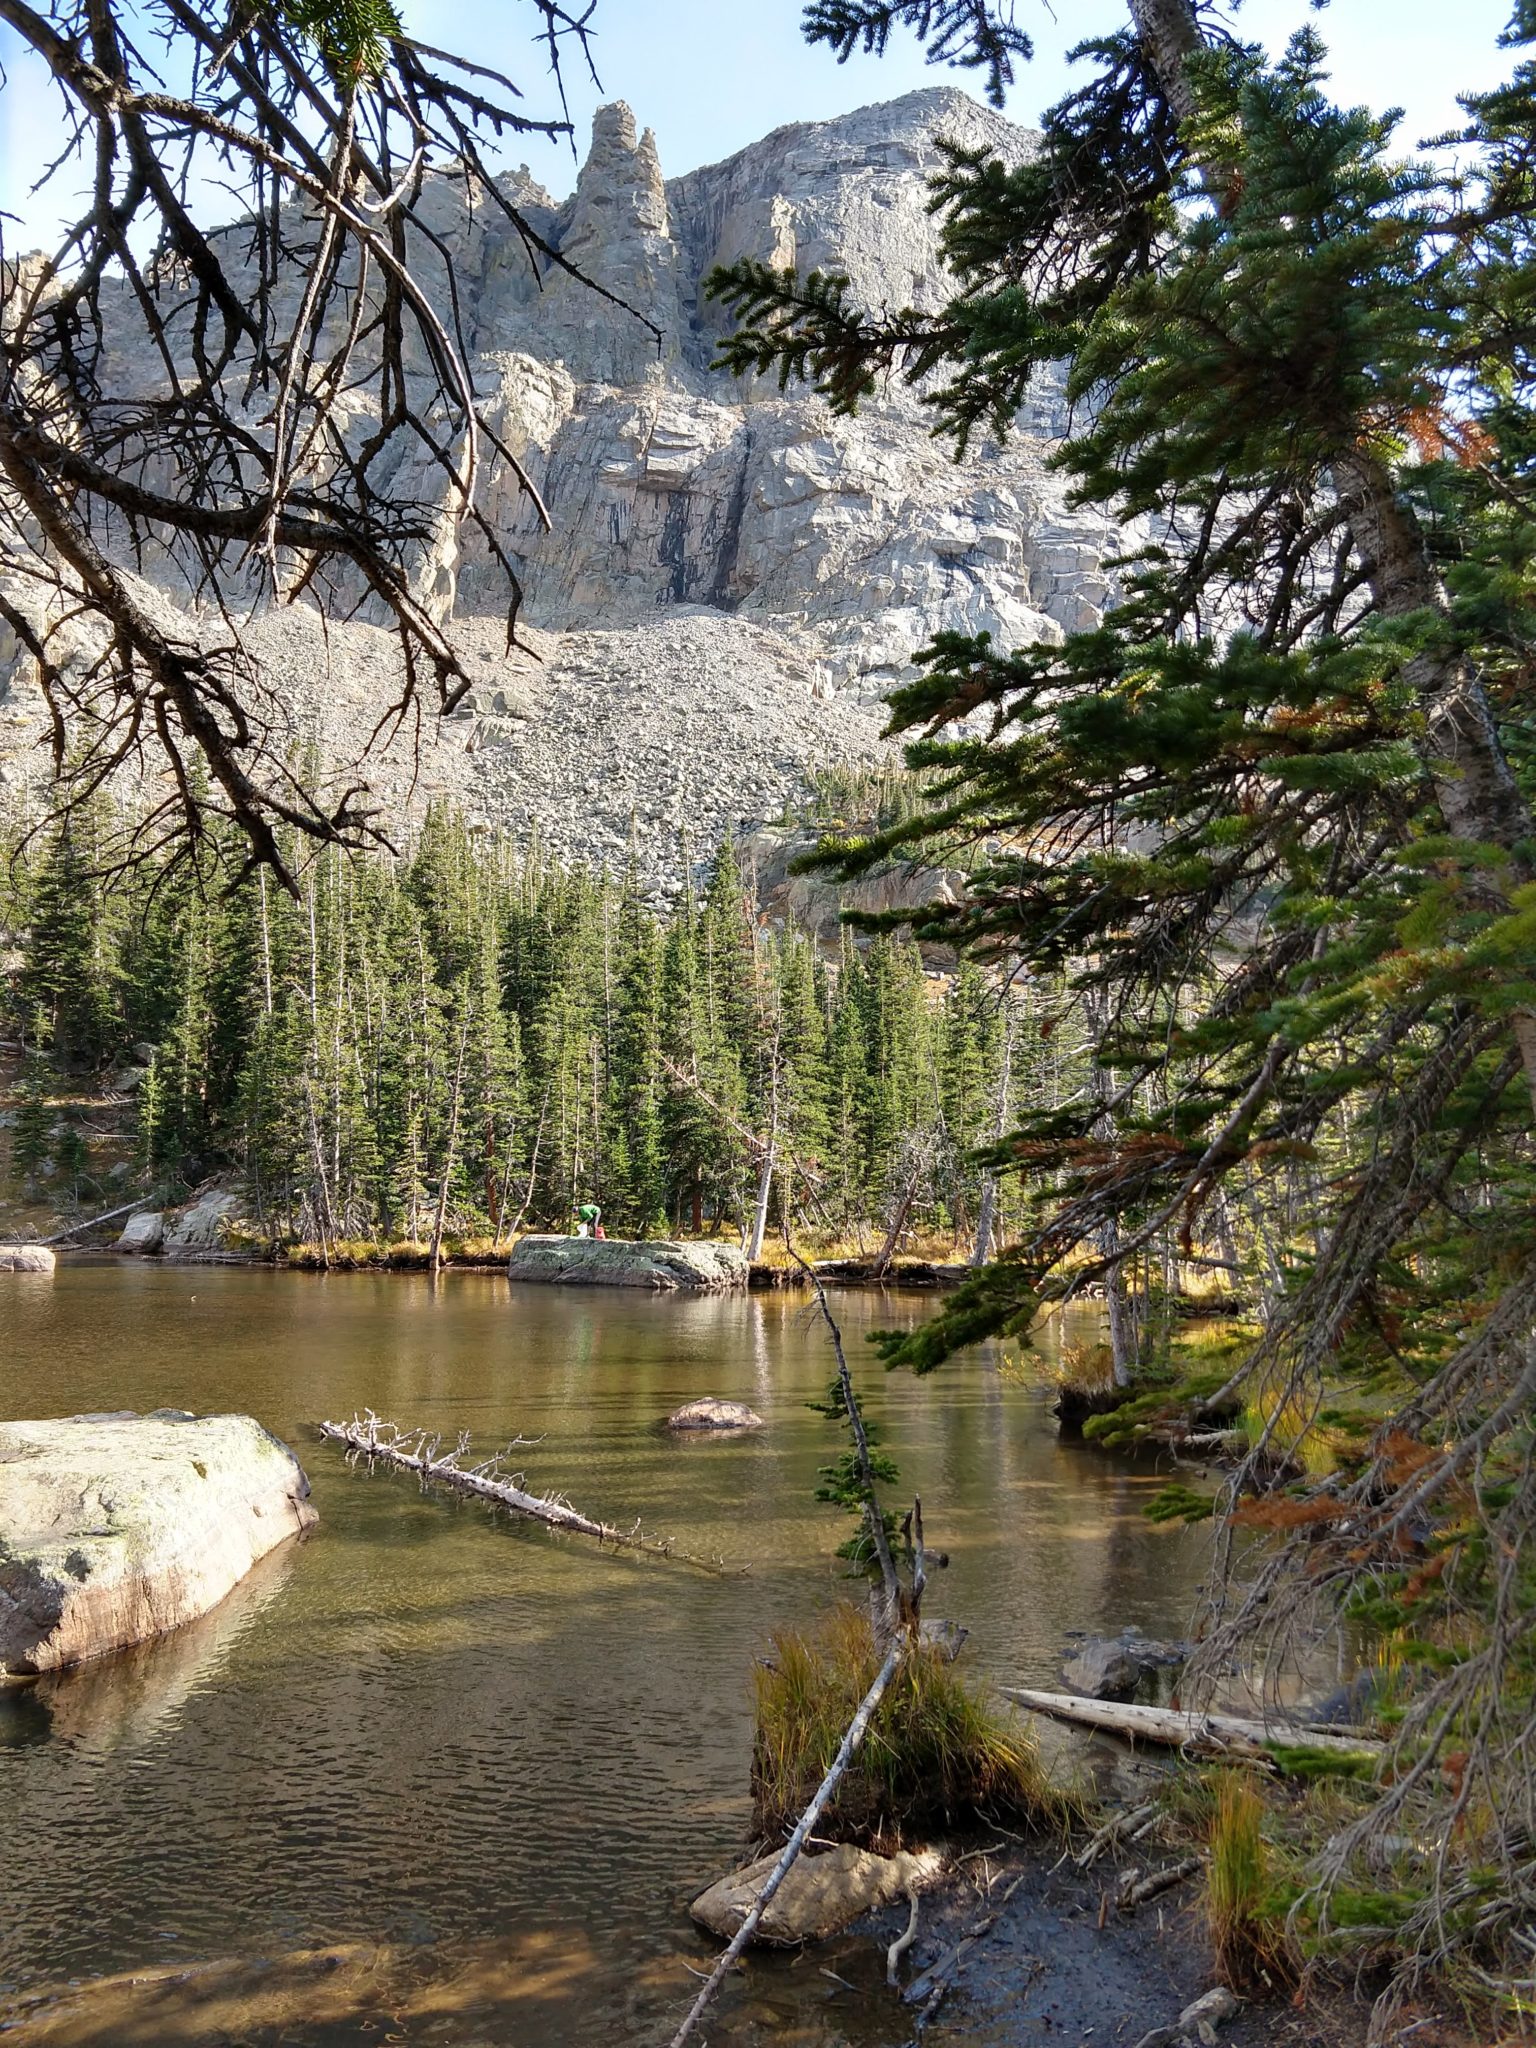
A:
1002,1687,1382,1761
318,1414,742,1576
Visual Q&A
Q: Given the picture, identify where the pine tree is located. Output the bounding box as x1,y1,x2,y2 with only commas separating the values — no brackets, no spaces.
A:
18,812,122,1071
713,0,1536,2004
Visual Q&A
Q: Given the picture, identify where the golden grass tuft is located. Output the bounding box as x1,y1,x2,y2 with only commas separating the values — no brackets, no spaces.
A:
751,1602,1066,1847
1206,1772,1294,1991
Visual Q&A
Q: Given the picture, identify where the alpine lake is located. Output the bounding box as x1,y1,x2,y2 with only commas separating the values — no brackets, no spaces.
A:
0,1260,1207,2046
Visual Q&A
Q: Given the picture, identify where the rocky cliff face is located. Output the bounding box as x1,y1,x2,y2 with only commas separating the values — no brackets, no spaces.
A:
0,90,1117,896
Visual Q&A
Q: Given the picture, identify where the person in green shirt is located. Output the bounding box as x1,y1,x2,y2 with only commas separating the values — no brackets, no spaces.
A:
574,1202,602,1238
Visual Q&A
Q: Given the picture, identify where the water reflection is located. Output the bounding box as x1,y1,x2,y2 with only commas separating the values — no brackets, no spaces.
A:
0,1263,1207,2045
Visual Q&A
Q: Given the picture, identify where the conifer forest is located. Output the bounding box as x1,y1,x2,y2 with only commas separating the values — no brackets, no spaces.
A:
1,799,1025,1258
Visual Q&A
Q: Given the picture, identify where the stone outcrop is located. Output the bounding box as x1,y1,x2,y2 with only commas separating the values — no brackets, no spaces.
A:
0,1245,54,1272
117,1211,165,1255
507,1235,748,1290
665,1398,764,1431
163,1188,239,1259
1061,1632,1189,1701
1,90,1120,896
0,1410,316,1676
690,1843,942,1945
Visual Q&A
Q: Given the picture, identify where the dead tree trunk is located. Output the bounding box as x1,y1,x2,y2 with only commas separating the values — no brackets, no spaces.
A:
319,1415,740,1574
667,1639,905,2048
971,1007,1016,1268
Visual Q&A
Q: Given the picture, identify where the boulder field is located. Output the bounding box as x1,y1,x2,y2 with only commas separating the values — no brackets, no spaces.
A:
0,1411,316,1678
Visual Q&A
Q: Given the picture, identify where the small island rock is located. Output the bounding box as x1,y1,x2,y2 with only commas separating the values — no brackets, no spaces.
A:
508,1235,748,1291
690,1843,942,1946
665,1398,764,1432
0,1411,316,1677
0,1246,54,1272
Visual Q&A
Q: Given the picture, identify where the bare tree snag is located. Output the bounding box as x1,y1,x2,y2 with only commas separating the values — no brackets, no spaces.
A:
318,1414,741,1576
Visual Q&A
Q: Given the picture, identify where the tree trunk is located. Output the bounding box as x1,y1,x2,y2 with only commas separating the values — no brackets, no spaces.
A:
1103,1215,1137,1389
746,1057,781,1263
746,1135,776,1263
429,1007,470,1277
971,1008,1016,1267
1126,0,1202,119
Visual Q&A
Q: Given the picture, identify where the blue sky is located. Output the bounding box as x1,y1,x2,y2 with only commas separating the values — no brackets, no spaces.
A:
433,0,1522,198
0,0,1521,243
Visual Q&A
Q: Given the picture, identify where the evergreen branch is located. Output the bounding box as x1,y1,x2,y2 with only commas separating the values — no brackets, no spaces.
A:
802,0,1032,108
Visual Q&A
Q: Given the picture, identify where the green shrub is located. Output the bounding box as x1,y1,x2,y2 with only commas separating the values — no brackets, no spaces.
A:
752,1603,1067,1845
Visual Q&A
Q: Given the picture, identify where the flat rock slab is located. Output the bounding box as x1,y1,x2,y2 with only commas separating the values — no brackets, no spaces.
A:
508,1236,748,1291
691,1844,942,1946
665,1398,764,1431
0,1246,55,1272
0,1411,316,1678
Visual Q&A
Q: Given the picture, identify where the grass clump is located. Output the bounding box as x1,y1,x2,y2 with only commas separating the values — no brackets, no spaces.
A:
752,1602,1065,1846
1206,1772,1295,1992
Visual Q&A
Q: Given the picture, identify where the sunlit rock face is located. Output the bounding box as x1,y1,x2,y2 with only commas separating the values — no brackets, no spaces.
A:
0,90,1119,891
0,1411,315,1676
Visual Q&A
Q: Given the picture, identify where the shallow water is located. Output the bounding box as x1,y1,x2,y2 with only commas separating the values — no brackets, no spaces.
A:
0,1262,1206,2044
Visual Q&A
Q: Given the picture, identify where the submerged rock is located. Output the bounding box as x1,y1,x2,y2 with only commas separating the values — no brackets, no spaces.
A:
919,1617,969,1662
1061,1631,1189,1702
508,1235,749,1291
0,1245,54,1272
690,1843,942,1946
665,1398,763,1431
0,1411,316,1677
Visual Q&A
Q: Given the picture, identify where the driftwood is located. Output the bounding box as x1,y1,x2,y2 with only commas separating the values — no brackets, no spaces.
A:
1003,1688,1382,1760
887,1888,921,1985
1118,1856,1203,1909
668,1639,905,2048
1072,1798,1162,1872
318,1414,740,1576
44,1197,155,1244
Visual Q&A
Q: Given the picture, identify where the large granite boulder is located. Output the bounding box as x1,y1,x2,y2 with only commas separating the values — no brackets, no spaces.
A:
0,1245,54,1272
164,1189,239,1259
0,1411,316,1677
690,1843,942,1946
508,1235,748,1291
117,1210,165,1255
